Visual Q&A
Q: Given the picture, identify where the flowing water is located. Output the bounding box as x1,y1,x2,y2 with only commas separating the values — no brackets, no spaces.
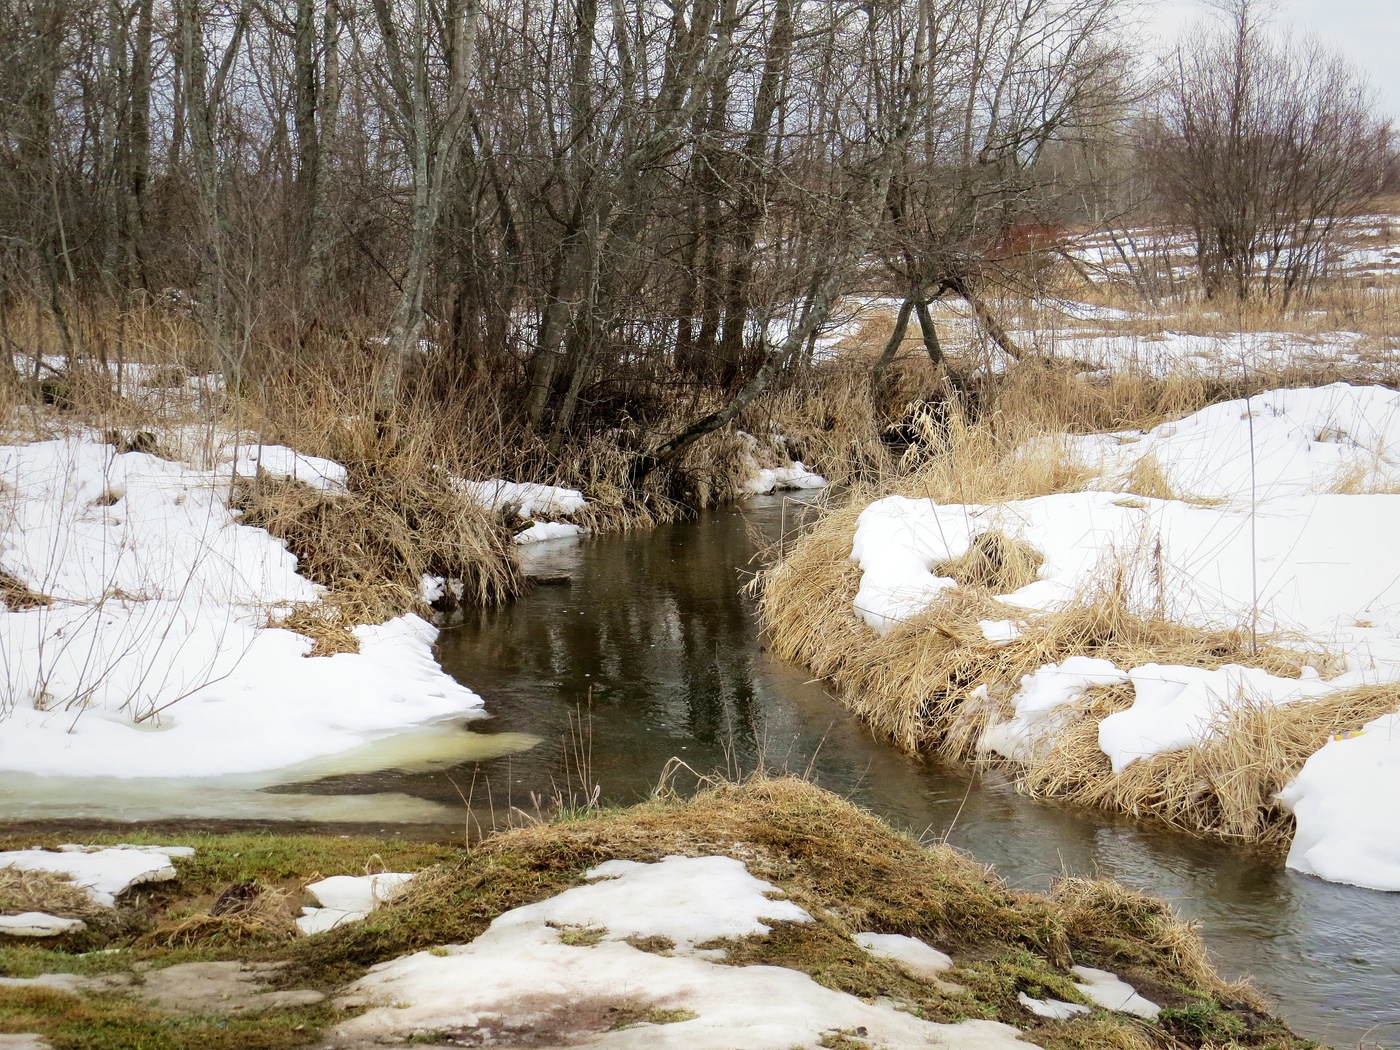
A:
5,495,1396,1044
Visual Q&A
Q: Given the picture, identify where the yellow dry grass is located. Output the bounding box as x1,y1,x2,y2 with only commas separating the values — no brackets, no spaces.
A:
1023,684,1400,846
0,866,103,921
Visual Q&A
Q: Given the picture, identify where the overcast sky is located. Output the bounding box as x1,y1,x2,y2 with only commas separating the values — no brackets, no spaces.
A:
1146,0,1400,118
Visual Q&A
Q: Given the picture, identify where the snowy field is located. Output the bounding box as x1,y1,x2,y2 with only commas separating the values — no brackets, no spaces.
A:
847,384,1400,892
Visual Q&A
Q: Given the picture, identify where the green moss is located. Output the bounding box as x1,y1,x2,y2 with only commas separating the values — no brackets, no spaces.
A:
0,986,330,1050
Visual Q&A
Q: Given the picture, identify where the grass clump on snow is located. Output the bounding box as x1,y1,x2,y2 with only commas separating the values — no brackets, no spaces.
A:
1023,683,1400,845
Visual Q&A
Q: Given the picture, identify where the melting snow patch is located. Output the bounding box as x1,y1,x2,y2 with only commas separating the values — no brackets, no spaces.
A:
1099,664,1333,773
0,845,188,907
1278,713,1400,892
979,658,1128,763
1018,992,1090,1020
853,931,952,976
742,462,828,495
297,872,416,936
330,855,1038,1050
455,479,587,518
1071,966,1159,1018
513,521,585,545
0,913,86,938
231,444,347,492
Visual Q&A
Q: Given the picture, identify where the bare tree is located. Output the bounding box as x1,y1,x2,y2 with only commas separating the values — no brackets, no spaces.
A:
1142,0,1392,304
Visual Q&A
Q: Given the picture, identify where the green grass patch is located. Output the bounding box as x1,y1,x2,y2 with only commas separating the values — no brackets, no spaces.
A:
0,986,330,1050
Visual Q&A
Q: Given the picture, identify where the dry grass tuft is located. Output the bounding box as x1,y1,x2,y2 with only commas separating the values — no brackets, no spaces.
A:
935,531,1044,592
1026,684,1400,846
0,569,51,611
147,882,300,947
275,603,361,656
232,467,519,625
1122,454,1176,501
0,866,102,921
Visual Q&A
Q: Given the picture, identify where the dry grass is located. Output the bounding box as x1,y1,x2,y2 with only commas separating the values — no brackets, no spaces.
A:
232,467,519,624
0,866,102,921
0,568,51,611
1024,684,1400,846
935,530,1045,592
274,603,361,657
146,882,301,948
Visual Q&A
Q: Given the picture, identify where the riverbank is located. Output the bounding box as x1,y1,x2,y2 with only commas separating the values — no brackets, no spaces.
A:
0,777,1314,1050
758,379,1400,891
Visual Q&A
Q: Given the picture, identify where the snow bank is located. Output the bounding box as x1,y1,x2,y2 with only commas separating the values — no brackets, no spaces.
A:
741,461,828,496
452,477,590,544
1062,385,1400,501
0,912,87,937
978,658,1127,763
332,855,1036,1050
456,478,587,518
845,387,1400,889
0,435,485,778
1098,664,1331,773
512,520,585,545
1278,713,1400,892
231,444,347,492
0,844,191,907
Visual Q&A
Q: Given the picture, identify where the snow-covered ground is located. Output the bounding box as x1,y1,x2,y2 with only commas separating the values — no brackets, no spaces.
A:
328,853,1137,1049
737,432,829,495
845,385,1400,891
453,478,590,545
0,432,487,782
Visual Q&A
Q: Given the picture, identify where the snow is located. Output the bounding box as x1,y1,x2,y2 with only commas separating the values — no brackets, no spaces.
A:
0,844,187,907
1278,713,1400,892
230,444,347,492
0,913,86,937
1018,992,1090,1020
741,461,828,496
978,658,1128,763
456,478,587,518
0,434,486,779
1060,385,1400,501
1070,966,1159,1018
853,931,954,979
297,872,416,936
331,855,1039,1050
1098,664,1331,773
531,856,811,951
513,520,585,545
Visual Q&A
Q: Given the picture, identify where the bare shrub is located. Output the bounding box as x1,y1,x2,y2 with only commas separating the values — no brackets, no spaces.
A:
1141,0,1393,304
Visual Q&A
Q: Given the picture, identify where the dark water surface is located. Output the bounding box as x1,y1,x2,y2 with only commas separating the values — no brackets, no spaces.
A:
411,496,1396,1049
